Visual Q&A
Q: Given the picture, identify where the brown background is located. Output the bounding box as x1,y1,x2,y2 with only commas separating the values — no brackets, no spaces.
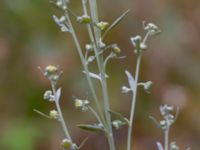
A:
0,0,200,149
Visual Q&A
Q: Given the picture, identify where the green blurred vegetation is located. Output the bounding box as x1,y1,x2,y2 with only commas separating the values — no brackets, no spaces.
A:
1,0,200,150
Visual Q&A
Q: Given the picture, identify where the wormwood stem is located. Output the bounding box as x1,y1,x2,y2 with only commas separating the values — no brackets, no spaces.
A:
164,128,169,150
88,0,116,149
88,106,103,126
63,9,105,126
127,31,150,150
51,83,72,141
127,54,142,150
81,0,106,126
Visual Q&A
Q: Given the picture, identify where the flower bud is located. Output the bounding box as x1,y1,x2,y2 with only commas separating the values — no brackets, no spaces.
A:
49,110,58,119
160,120,167,130
96,21,109,30
74,99,89,112
43,90,55,101
143,81,153,93
160,105,174,116
170,142,179,150
56,1,62,7
77,15,91,24
144,23,161,36
112,120,124,130
130,35,146,54
121,86,131,93
45,65,58,73
61,138,73,149
85,44,93,51
112,44,121,54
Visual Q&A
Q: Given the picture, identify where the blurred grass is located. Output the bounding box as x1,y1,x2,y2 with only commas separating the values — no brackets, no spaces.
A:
1,0,200,149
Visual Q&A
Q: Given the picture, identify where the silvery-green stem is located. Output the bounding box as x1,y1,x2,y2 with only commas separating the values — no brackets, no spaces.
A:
88,0,115,149
127,54,142,150
81,0,106,126
127,32,150,150
51,83,72,141
88,106,104,126
63,10,105,126
164,128,169,150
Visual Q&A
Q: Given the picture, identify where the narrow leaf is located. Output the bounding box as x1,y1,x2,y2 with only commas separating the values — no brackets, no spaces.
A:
174,106,179,122
102,10,130,39
156,142,164,150
125,70,135,90
108,110,129,125
149,116,161,129
56,88,61,101
33,109,50,119
78,137,89,149
83,71,101,80
77,124,104,132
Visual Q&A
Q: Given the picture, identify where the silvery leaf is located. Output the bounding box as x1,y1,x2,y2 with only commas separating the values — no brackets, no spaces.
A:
83,71,109,81
156,142,164,150
83,71,101,81
56,88,61,101
125,70,135,90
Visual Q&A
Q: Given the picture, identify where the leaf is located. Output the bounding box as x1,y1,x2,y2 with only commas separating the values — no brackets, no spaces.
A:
33,109,50,119
149,116,161,129
77,124,104,132
83,71,109,81
55,88,61,101
108,110,129,125
83,71,101,80
156,142,164,150
102,10,130,39
174,106,180,122
78,137,89,149
125,70,135,90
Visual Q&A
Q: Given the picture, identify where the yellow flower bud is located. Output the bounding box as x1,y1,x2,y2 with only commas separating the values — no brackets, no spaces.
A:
49,110,58,119
45,65,58,73
96,21,109,30
61,138,73,149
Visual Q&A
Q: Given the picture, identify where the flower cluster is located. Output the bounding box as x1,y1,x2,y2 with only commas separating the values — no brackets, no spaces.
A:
74,99,90,112
159,105,176,130
39,65,63,84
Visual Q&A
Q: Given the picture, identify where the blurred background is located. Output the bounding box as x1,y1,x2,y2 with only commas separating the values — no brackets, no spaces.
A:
1,0,200,149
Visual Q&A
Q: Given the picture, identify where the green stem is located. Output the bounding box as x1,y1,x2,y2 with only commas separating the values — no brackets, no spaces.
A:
127,54,142,150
